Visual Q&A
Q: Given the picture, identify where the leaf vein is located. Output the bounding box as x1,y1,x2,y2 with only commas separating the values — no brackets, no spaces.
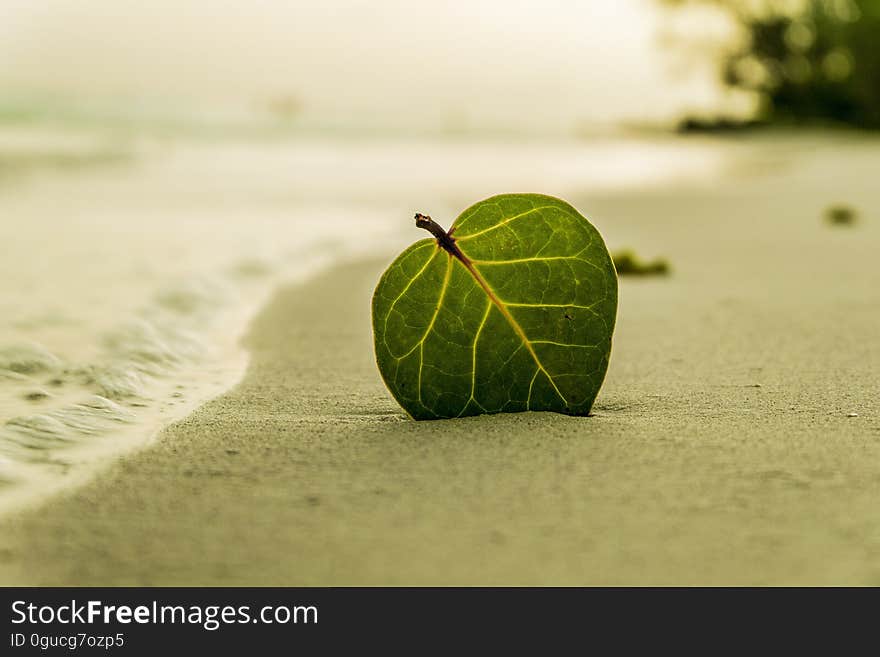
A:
383,243,441,355
456,258,570,408
416,255,453,409
469,254,592,265
455,205,558,242
457,299,493,417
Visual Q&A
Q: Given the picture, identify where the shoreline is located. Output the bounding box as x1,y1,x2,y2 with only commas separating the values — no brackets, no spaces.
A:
2,226,879,583
0,347,251,521
0,233,385,520
0,267,263,520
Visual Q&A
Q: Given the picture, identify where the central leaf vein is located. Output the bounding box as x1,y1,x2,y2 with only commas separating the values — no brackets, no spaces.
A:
452,255,570,408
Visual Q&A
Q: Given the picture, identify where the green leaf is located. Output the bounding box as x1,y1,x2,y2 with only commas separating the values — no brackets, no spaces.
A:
372,193,618,420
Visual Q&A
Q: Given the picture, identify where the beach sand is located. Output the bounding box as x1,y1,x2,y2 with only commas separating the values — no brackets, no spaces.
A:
2,137,879,586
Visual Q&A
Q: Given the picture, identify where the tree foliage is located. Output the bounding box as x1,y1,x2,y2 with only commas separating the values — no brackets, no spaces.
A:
665,0,880,128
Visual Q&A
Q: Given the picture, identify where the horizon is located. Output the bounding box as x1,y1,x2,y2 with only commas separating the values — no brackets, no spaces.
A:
0,0,737,136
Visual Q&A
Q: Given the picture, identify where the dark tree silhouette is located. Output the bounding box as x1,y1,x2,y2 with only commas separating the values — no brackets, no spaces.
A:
664,0,880,129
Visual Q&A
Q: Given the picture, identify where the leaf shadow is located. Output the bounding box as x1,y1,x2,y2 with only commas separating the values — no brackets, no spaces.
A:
343,402,615,440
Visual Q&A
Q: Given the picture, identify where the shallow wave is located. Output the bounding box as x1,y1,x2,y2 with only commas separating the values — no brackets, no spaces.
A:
1,396,134,457
0,275,237,470
0,343,61,375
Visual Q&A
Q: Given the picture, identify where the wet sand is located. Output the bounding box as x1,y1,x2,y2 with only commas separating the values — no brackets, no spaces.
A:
2,140,880,585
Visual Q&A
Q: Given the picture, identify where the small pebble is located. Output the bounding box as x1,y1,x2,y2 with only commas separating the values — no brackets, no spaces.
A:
847,412,859,418
23,389,51,401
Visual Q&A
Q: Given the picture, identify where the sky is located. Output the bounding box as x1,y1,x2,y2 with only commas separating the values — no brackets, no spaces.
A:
0,0,730,133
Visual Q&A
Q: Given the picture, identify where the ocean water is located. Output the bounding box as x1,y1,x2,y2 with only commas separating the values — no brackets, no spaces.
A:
0,124,727,514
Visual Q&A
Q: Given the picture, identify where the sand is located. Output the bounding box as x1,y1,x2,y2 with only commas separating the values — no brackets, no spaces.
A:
1,135,879,585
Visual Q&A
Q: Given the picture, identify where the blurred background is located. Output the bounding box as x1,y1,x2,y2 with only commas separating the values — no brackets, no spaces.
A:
1,1,878,500
4,1,877,136
0,0,725,135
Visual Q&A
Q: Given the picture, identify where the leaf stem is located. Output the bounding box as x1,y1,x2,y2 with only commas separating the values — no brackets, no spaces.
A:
415,213,461,258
